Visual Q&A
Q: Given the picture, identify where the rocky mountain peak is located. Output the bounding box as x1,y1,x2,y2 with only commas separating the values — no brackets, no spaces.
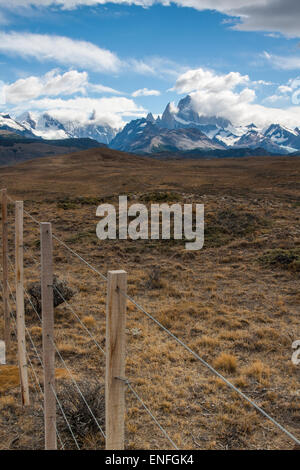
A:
146,112,155,123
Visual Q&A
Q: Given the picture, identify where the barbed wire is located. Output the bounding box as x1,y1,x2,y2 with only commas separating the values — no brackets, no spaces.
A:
49,383,80,450
4,267,91,449
6,287,65,450
116,377,178,449
3,201,177,449
22,244,106,355
52,234,107,281
23,318,80,450
117,288,300,446
4,193,300,447
47,334,106,439
52,285,105,354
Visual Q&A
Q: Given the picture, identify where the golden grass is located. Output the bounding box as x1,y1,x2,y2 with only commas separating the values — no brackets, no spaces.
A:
0,151,299,449
213,353,238,373
0,366,20,393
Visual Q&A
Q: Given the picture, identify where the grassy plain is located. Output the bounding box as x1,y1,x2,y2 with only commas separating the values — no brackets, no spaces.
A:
0,148,299,449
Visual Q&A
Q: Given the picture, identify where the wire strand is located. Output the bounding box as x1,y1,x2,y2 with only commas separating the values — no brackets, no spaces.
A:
49,384,81,450
52,234,107,281
52,284,105,354
47,334,106,439
9,194,107,281
8,307,65,450
6,193,300,447
119,289,300,446
23,244,106,355
117,378,178,450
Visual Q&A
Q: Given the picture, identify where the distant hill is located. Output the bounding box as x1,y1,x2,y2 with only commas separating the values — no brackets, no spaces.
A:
149,147,283,159
0,131,107,166
0,146,299,203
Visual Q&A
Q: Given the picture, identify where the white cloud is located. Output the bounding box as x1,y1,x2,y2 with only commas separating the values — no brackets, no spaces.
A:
3,69,122,104
263,51,300,70
0,31,122,73
4,70,87,103
174,67,300,129
0,30,182,80
132,88,160,97
263,94,289,104
2,69,142,129
12,95,146,129
89,83,121,94
173,68,249,94
129,56,185,79
252,79,274,86
1,1,300,37
278,85,293,94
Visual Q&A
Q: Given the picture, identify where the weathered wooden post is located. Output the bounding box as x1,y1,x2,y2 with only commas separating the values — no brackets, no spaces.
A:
0,340,5,364
105,270,127,450
41,222,57,450
1,189,10,354
15,201,30,405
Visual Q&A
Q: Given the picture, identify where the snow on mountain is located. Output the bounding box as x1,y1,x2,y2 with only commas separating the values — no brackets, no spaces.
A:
263,124,300,153
0,113,37,138
17,111,118,144
111,95,300,154
158,95,232,131
110,114,225,153
2,95,300,155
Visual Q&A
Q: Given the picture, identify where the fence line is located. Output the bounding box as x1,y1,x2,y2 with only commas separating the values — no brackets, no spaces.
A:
8,251,181,448
2,189,10,352
1,190,300,450
48,333,106,439
5,256,102,449
7,253,106,442
118,377,179,450
6,280,66,450
118,289,300,446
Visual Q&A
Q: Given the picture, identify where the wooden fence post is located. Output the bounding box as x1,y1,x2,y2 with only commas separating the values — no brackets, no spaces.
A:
41,222,57,450
1,189,10,354
15,201,30,406
105,270,127,450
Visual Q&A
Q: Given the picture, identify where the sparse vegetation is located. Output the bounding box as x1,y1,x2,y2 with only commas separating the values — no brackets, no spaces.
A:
259,248,300,272
57,382,105,449
0,151,299,450
213,353,238,373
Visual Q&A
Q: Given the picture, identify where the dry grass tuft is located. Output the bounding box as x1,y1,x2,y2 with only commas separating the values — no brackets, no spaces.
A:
0,366,20,393
213,353,238,373
242,360,271,382
82,315,96,328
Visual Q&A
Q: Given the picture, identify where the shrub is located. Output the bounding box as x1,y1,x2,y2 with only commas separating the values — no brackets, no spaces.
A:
57,381,105,449
259,248,300,272
213,353,238,373
26,276,75,315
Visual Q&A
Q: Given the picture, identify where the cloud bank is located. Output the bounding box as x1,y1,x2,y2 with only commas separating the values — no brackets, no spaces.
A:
1,1,300,38
4,69,121,104
174,67,300,129
132,88,161,97
0,31,122,73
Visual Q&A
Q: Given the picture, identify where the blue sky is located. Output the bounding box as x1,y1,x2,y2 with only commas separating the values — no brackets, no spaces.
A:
0,1,300,129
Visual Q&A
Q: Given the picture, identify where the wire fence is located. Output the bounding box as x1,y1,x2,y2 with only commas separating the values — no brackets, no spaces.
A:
1,190,300,450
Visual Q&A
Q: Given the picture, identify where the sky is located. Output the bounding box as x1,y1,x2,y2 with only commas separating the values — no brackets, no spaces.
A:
0,1,300,129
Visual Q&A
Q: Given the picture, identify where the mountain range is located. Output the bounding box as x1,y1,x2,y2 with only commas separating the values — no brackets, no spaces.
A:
16,111,117,144
110,96,300,155
1,94,300,157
